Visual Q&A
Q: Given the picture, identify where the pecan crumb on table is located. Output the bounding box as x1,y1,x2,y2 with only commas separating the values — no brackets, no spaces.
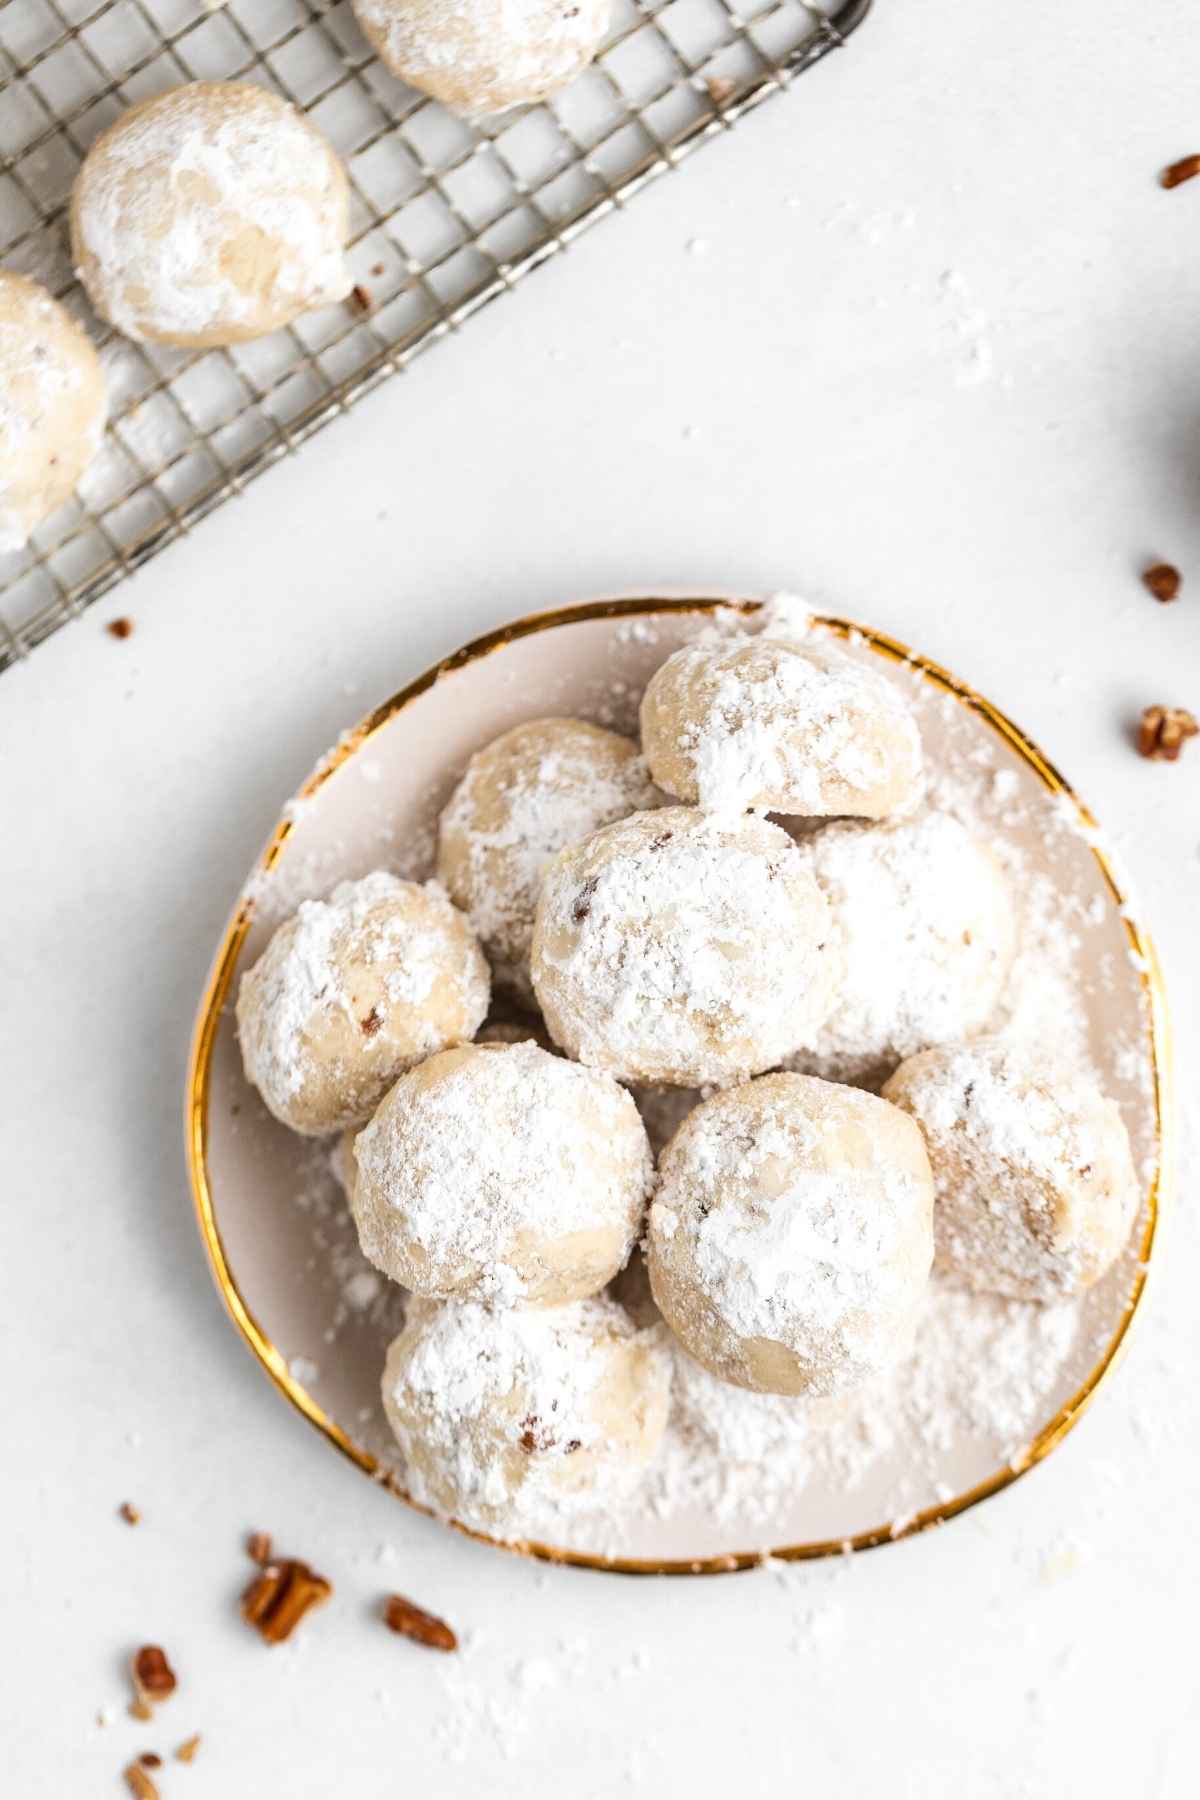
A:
1138,705,1198,761
383,1593,459,1652
1160,154,1200,189
1141,562,1182,603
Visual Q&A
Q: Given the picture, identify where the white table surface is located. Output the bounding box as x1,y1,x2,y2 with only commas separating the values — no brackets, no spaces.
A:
4,0,1199,1792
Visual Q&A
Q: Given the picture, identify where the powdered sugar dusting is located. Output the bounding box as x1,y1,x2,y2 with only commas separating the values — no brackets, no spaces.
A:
353,1041,652,1304
789,810,1017,1086
354,0,611,114
652,1277,1083,1532
236,870,488,1133
640,636,923,816
437,718,658,997
381,1296,672,1534
73,82,350,343
532,806,839,1085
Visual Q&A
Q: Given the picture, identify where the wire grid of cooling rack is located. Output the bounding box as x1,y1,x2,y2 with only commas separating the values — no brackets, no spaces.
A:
0,0,871,672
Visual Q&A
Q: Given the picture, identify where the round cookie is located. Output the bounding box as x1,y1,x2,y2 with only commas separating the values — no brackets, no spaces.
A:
381,1296,672,1534
352,0,611,115
789,811,1016,1087
71,82,351,347
882,1040,1139,1301
352,1041,651,1305
647,1073,934,1397
236,871,488,1136
0,272,106,551
531,806,840,1087
639,635,923,817
437,717,658,1002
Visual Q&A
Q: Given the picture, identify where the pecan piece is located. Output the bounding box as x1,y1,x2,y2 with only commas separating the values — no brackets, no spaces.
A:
241,1559,332,1644
123,1764,159,1799
118,1501,141,1526
383,1594,458,1652
1138,705,1199,761
131,1645,176,1707
246,1530,273,1566
107,617,134,639
1141,562,1182,603
176,1736,202,1764
1161,154,1200,189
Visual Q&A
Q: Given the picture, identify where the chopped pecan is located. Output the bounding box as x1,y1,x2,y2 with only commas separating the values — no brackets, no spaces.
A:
360,1007,383,1038
1161,154,1200,189
107,617,134,640
246,1530,273,1565
118,1501,141,1526
1138,705,1198,761
241,1559,332,1644
123,1764,159,1799
350,283,373,313
175,1735,202,1764
131,1645,176,1706
706,75,737,106
139,1754,163,1770
1142,562,1182,603
383,1594,458,1652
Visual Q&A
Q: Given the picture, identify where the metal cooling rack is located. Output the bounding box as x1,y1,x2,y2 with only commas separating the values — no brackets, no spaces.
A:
0,0,870,672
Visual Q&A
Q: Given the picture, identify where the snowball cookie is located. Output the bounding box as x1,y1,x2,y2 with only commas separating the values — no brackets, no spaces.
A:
882,1041,1139,1302
236,872,488,1136
647,1073,934,1397
789,811,1016,1087
0,272,106,552
352,1041,652,1305
381,1295,672,1533
71,83,351,348
639,636,923,817
437,717,658,1002
531,807,839,1087
352,0,611,116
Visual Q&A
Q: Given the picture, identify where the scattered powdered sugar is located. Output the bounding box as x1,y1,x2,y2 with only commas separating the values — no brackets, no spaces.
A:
756,591,815,639
353,1041,651,1304
74,82,350,342
639,636,923,816
649,1277,1083,1531
788,810,1017,1086
532,807,839,1086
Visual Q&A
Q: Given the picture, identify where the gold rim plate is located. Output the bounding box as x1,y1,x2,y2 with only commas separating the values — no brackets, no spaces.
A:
184,597,1170,1575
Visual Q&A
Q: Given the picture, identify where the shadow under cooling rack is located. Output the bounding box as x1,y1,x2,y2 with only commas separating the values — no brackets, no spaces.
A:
0,0,871,672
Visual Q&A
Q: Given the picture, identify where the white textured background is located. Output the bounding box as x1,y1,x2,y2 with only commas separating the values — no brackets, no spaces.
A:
3,0,1199,1792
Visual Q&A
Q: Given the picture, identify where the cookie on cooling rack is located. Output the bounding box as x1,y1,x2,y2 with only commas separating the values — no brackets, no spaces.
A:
71,82,351,348
0,271,106,552
351,0,612,116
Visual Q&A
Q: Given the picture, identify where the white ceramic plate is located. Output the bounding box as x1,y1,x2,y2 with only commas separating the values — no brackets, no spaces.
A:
185,597,1168,1573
